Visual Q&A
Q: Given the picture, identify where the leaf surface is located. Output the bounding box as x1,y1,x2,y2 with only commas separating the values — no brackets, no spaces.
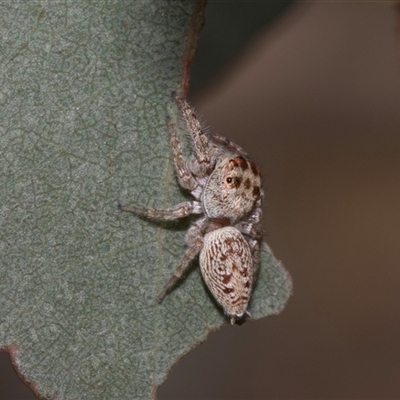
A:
0,1,292,399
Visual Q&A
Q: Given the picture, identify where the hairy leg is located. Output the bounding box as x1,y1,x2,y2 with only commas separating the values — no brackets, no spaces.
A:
212,132,248,158
158,216,208,300
157,240,202,301
235,190,264,239
172,93,212,174
118,200,202,220
166,116,197,191
248,238,261,274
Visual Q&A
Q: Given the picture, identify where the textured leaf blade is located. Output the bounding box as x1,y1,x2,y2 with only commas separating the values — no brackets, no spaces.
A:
0,1,291,399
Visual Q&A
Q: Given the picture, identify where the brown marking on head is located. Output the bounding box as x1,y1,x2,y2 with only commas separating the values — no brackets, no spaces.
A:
245,281,250,288
228,159,237,170
222,274,231,284
232,263,238,272
252,186,260,197
244,179,251,189
233,177,242,188
236,156,249,170
248,161,260,176
229,156,248,171
223,287,234,294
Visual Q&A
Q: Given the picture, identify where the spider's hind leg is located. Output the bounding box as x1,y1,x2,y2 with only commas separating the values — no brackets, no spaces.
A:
157,240,202,301
158,216,208,301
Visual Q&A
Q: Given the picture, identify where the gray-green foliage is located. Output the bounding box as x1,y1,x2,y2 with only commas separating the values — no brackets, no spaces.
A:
0,1,292,399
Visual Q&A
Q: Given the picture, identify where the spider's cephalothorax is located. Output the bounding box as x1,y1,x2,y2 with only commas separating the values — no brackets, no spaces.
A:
119,93,264,324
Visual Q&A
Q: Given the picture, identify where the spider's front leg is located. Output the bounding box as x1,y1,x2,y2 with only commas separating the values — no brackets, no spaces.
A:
173,93,213,176
212,132,249,158
166,116,198,192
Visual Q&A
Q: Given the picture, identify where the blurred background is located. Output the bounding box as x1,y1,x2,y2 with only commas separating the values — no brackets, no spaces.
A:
161,1,400,399
2,1,400,399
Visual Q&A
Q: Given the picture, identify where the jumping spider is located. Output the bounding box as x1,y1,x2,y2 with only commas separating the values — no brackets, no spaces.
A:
119,93,263,324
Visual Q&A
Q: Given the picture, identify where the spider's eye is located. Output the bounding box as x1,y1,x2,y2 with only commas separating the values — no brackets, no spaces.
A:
226,177,233,184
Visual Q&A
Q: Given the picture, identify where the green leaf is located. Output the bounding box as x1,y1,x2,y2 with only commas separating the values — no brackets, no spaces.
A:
0,1,292,399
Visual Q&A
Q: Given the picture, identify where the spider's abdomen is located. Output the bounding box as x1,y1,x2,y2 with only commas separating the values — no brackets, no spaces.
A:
199,226,254,324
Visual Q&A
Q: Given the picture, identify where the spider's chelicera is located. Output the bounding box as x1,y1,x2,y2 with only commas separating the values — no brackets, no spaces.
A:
119,93,263,324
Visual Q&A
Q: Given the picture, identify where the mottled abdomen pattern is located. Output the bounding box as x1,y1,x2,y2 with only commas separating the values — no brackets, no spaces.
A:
200,227,254,324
